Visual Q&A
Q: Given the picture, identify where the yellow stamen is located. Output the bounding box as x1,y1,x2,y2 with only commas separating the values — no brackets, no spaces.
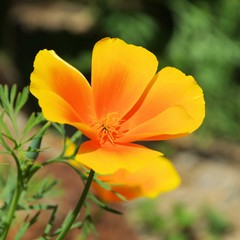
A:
93,113,124,145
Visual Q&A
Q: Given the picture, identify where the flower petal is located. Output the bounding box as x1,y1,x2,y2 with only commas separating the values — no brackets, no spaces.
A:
92,157,181,202
120,67,205,142
74,140,161,174
30,49,96,125
91,38,158,119
31,90,96,139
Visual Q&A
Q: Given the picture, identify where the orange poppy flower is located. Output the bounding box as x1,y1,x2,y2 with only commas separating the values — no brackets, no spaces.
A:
30,38,205,191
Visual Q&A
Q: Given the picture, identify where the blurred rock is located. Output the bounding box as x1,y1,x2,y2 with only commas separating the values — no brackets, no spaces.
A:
10,2,97,34
0,53,18,86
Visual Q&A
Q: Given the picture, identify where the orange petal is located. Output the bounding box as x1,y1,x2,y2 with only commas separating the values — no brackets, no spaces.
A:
30,49,96,126
91,182,141,203
74,140,161,174
93,157,181,202
120,67,205,142
31,90,96,139
91,38,158,119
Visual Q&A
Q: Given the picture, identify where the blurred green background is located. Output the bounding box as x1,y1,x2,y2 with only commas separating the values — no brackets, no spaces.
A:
0,1,240,239
1,0,240,142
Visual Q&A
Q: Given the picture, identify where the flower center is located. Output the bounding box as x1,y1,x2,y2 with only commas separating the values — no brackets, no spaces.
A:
93,112,124,145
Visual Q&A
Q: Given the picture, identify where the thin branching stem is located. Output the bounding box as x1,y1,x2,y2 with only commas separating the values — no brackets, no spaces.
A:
56,169,95,240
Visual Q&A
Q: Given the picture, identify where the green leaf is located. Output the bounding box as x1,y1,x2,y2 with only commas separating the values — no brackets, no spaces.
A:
52,123,65,137
88,194,122,215
0,85,10,112
0,114,12,140
15,86,29,114
52,221,83,237
22,113,45,137
80,203,97,240
9,84,17,106
32,179,58,200
52,210,83,237
24,120,50,162
25,134,44,161
42,205,58,237
14,211,40,240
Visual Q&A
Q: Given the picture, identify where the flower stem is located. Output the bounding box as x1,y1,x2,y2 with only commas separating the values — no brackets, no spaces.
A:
56,169,95,240
1,174,23,240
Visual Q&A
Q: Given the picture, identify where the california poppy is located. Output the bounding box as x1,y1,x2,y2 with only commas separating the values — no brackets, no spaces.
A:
30,38,205,197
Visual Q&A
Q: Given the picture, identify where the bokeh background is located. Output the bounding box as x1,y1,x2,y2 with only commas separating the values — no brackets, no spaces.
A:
0,0,240,239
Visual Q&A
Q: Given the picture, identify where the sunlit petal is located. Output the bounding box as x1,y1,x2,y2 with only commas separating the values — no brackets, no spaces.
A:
121,67,205,141
74,140,162,174
30,49,95,125
91,38,158,119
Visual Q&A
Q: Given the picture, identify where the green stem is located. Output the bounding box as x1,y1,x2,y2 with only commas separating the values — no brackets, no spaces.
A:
1,174,23,240
56,169,95,240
